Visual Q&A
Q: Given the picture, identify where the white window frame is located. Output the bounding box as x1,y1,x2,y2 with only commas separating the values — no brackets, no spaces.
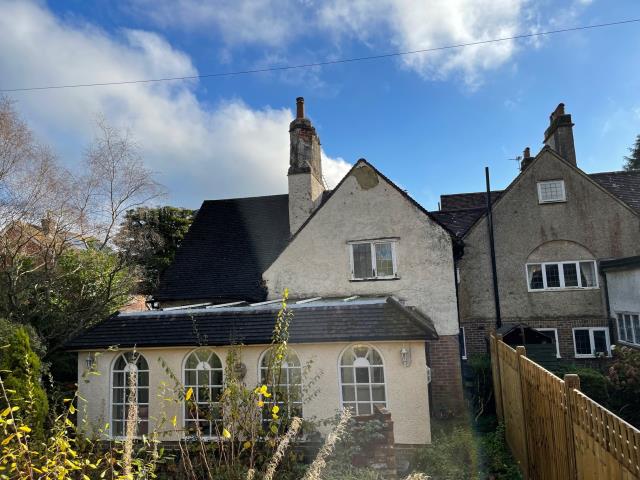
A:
572,327,611,358
537,180,566,204
459,327,467,360
537,328,561,358
110,352,149,440
348,240,398,280
616,312,640,347
258,347,304,421
525,260,598,292
338,344,387,416
182,348,224,440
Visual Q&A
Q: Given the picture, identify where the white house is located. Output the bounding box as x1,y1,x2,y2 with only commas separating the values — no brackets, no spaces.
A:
601,256,640,350
67,98,464,446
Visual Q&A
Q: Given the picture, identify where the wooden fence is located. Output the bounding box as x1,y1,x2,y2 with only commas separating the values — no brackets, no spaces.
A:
489,334,640,479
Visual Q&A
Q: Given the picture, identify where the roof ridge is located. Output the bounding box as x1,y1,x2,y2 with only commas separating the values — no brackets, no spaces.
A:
589,170,640,176
202,193,288,203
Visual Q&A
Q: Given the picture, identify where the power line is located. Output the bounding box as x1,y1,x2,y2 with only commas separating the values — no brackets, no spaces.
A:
2,17,639,93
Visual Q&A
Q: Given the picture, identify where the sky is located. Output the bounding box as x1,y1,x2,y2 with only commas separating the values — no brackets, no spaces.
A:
1,0,639,210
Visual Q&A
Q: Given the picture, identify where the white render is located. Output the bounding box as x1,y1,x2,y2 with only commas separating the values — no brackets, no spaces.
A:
265,161,459,336
288,171,325,235
77,340,431,444
606,268,640,319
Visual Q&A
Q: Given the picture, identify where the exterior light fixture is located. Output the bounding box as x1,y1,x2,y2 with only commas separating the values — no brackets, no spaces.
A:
85,353,96,370
400,345,411,367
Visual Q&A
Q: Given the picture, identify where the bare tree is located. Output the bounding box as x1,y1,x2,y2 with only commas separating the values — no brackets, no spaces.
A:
78,117,165,249
0,98,164,356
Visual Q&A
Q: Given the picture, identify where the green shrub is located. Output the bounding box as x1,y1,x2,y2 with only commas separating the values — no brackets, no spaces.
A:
554,365,610,406
607,346,640,427
412,425,480,480
480,423,522,479
0,326,49,442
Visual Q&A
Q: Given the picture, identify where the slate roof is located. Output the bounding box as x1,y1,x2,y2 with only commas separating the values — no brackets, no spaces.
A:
66,297,438,350
153,194,290,303
589,170,640,213
436,170,640,238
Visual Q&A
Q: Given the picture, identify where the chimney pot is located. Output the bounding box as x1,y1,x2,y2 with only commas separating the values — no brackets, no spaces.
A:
296,97,304,119
524,147,530,158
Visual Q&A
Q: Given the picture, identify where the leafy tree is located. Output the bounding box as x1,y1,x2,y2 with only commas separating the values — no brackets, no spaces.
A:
607,346,640,427
115,206,195,292
0,325,49,442
624,134,640,171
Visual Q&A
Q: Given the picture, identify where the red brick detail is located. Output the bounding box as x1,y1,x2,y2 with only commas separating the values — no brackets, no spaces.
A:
426,335,464,416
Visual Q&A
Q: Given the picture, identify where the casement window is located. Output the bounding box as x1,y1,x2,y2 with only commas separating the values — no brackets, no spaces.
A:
259,348,303,421
572,327,611,358
537,328,561,358
616,313,640,347
459,327,467,360
526,260,598,291
111,352,149,437
537,180,566,203
339,345,386,415
349,240,397,280
183,349,224,437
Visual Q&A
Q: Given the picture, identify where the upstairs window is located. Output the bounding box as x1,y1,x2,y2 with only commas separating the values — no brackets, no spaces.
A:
537,180,566,203
349,240,397,280
617,313,640,346
526,261,598,291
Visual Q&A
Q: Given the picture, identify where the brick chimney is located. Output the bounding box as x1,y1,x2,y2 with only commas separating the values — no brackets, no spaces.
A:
520,147,533,171
543,103,576,166
288,97,325,234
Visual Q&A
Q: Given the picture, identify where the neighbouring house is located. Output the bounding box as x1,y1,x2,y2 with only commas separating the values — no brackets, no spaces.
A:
434,103,640,363
601,256,640,350
67,98,464,446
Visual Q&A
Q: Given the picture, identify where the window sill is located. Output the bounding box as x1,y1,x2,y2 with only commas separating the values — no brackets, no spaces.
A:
350,276,400,282
617,340,640,350
528,287,599,293
574,354,611,359
538,200,567,205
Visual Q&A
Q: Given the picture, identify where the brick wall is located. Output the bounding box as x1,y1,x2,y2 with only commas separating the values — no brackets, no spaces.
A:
426,335,465,416
461,315,611,362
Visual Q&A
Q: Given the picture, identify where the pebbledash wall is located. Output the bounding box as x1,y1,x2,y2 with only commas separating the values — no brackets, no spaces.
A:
458,149,640,357
76,340,431,445
264,161,464,414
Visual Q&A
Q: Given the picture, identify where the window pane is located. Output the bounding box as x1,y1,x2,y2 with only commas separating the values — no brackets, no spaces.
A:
538,180,565,202
375,243,394,277
633,315,640,345
574,329,591,355
527,264,544,289
579,262,596,287
357,403,372,415
356,386,371,402
625,315,634,344
371,367,384,383
563,263,578,287
352,244,373,278
545,264,560,288
355,367,369,383
372,385,385,402
618,314,626,341
593,330,608,355
341,367,354,383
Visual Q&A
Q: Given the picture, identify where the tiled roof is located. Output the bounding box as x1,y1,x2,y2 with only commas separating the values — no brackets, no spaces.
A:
589,170,640,212
153,194,290,302
437,170,640,237
439,191,503,211
66,297,438,350
430,208,486,238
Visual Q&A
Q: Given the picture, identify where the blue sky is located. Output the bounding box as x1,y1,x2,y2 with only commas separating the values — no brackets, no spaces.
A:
1,0,639,210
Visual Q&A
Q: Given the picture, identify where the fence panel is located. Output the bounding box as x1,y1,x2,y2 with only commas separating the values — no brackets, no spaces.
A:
489,334,640,479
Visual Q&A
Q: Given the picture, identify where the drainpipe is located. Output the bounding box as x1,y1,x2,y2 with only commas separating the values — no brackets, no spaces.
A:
485,167,502,329
601,266,615,343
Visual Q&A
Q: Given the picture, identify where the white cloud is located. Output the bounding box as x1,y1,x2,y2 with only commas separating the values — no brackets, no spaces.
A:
0,0,349,207
319,0,530,88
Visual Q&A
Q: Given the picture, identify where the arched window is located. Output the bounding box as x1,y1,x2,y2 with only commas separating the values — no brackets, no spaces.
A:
111,352,149,437
184,349,223,436
339,345,386,415
259,348,303,419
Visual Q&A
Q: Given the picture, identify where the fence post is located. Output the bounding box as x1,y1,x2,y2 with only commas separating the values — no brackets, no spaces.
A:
564,374,581,480
516,345,531,479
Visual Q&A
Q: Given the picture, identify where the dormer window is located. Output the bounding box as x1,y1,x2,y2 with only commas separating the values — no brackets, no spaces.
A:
349,240,397,280
537,180,566,203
